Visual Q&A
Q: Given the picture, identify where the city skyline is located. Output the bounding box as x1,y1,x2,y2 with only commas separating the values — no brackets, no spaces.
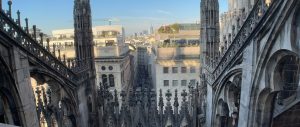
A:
0,0,298,127
4,0,228,36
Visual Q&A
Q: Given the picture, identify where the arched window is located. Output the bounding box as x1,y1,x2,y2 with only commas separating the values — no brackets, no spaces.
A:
0,95,13,124
215,100,229,127
102,74,108,87
87,97,92,112
109,74,115,87
276,55,300,104
295,8,300,48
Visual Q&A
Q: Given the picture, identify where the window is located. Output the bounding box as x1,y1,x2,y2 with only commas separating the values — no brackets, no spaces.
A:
190,79,196,86
109,74,115,87
163,67,169,74
101,66,106,70
102,74,108,86
109,66,113,70
181,80,187,86
121,71,124,83
172,80,178,86
172,67,178,73
276,55,300,105
164,80,169,86
181,67,187,73
190,66,196,73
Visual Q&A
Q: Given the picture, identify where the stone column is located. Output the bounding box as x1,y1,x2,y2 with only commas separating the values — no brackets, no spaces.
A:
77,83,89,127
237,41,254,127
0,0,2,11
206,84,213,127
12,47,39,127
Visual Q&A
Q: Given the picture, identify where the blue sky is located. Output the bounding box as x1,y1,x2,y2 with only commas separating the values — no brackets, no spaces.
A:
3,0,228,36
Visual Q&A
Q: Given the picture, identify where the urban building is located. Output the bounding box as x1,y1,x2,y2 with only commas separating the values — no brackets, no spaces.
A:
49,25,125,59
155,23,200,45
0,0,298,127
50,25,133,99
149,25,154,35
149,23,201,109
134,46,152,88
151,45,201,108
94,43,133,96
200,0,300,127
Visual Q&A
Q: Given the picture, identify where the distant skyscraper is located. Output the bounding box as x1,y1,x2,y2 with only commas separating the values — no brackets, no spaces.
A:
134,33,138,38
149,25,154,35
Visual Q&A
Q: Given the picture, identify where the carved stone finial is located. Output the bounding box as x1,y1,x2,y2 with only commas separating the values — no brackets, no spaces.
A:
67,59,71,68
114,89,119,107
165,89,172,101
25,18,29,33
39,33,44,46
17,10,21,26
7,0,12,17
181,89,187,102
174,89,179,107
158,89,164,108
33,25,37,41
46,38,50,51
63,54,66,64
71,60,75,68
52,44,56,56
58,49,61,60
104,90,113,102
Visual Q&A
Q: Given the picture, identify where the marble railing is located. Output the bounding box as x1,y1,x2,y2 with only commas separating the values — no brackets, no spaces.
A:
0,9,88,84
207,0,276,84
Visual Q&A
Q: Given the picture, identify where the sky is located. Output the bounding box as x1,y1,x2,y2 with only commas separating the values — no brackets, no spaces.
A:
3,0,228,36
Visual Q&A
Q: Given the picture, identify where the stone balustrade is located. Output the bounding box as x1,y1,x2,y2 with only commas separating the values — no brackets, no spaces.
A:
0,8,89,85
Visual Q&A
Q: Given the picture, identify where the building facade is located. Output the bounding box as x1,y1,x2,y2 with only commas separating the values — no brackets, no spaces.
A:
49,25,133,94
49,25,125,59
155,23,200,45
152,46,201,109
95,46,133,97
200,0,300,127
